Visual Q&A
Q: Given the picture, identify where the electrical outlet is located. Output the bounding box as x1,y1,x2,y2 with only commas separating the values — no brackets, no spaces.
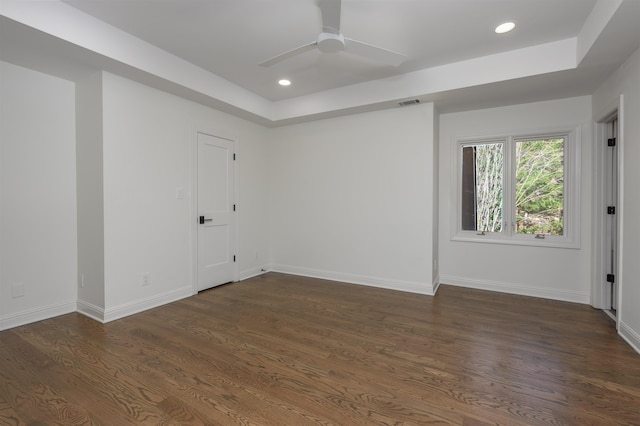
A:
12,283,24,298
142,272,150,287
80,274,85,288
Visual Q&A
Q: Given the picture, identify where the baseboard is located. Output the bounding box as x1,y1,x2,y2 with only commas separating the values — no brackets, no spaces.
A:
270,264,436,296
440,275,590,304
76,299,106,323
102,285,194,323
239,265,270,281
432,275,441,295
619,320,640,355
0,300,76,331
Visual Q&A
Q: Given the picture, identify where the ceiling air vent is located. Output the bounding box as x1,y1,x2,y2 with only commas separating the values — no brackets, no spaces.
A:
398,99,421,107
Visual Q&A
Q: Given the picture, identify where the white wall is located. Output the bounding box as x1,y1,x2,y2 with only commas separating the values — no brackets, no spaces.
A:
0,65,270,327
438,96,593,303
432,108,440,285
76,71,105,313
99,73,269,320
593,47,640,352
0,61,77,330
269,103,437,294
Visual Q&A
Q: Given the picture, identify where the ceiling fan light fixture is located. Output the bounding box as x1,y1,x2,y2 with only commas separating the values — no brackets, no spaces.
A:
495,21,515,34
317,32,345,53
258,0,405,67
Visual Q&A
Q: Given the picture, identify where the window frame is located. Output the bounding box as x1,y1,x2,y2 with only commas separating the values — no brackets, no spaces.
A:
452,127,581,249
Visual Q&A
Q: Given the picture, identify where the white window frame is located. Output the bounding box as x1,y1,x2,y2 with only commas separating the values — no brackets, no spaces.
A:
452,127,581,249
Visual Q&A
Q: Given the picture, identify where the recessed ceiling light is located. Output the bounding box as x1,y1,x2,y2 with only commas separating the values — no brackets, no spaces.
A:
495,22,516,34
278,79,291,86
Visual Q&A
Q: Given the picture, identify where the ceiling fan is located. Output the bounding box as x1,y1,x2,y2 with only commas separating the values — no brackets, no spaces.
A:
259,0,406,67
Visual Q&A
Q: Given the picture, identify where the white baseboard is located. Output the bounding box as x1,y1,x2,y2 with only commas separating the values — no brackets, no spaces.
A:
76,299,106,323
0,300,76,331
440,275,590,304
78,287,193,324
270,264,436,296
102,285,193,323
239,265,269,281
619,320,640,356
432,275,441,294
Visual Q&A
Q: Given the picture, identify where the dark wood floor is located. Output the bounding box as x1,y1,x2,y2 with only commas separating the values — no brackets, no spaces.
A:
1,273,639,425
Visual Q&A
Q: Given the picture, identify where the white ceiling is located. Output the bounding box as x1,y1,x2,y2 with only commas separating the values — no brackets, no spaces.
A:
61,0,597,101
2,0,640,125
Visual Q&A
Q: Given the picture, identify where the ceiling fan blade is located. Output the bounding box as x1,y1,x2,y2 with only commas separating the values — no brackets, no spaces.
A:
344,38,406,67
320,0,341,34
259,42,317,67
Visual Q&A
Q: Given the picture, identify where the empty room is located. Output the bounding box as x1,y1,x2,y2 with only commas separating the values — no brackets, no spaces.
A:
1,0,640,424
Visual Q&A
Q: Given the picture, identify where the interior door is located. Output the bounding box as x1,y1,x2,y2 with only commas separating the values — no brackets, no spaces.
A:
197,132,235,291
605,117,618,313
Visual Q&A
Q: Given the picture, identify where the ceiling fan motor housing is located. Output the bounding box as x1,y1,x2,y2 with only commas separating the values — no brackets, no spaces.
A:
317,32,345,53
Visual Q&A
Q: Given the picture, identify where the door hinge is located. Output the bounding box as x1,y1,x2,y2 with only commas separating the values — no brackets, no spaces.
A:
233,204,236,211
607,206,616,215
233,255,236,262
607,137,616,147
233,153,236,160
607,273,615,283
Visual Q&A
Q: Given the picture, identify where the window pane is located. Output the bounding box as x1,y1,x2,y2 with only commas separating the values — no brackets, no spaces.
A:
461,143,503,232
515,138,564,235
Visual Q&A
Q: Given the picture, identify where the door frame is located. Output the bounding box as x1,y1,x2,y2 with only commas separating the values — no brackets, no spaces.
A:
190,126,239,295
592,95,624,327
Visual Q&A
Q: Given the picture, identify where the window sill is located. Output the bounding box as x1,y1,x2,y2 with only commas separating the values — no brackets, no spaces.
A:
452,233,580,249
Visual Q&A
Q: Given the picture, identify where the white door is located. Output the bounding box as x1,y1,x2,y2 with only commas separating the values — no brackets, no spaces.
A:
197,132,235,291
605,117,618,313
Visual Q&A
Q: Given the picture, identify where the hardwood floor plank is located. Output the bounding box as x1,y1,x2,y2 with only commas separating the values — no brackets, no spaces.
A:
116,317,333,425
0,391,22,426
0,331,99,425
1,272,639,424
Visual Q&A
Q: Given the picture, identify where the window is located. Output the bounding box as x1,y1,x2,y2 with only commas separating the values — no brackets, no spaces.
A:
461,141,504,233
514,137,565,236
455,128,580,248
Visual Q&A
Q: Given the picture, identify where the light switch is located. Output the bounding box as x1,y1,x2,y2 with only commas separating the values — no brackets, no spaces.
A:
176,186,184,199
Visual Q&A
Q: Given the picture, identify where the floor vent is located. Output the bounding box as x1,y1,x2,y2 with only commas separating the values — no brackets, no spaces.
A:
398,99,421,107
